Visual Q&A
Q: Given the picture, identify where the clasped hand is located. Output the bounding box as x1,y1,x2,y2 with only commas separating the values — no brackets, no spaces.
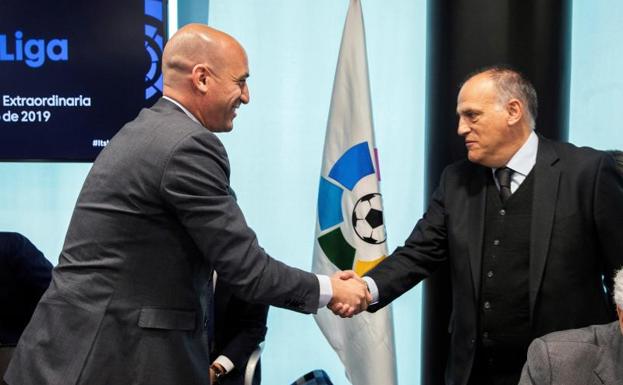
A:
328,270,371,318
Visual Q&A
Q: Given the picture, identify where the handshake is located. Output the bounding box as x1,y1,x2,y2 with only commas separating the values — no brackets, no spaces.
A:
328,270,372,318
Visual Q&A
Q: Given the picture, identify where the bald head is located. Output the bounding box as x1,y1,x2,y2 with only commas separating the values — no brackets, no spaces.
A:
161,24,250,132
162,24,243,91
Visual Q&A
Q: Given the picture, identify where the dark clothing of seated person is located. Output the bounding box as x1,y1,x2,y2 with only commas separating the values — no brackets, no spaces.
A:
211,278,269,385
0,232,52,382
0,232,52,346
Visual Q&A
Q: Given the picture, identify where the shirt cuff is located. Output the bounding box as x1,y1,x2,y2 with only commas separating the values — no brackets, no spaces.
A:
316,274,333,308
363,276,379,305
213,355,234,373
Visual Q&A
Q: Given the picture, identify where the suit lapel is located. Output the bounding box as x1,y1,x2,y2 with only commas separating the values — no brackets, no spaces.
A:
529,137,560,323
468,166,488,301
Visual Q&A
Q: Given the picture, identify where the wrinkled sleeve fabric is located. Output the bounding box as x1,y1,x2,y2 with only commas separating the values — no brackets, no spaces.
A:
366,168,450,311
160,130,319,313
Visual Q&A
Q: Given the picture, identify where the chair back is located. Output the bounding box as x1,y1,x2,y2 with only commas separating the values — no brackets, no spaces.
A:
243,343,264,385
290,369,334,385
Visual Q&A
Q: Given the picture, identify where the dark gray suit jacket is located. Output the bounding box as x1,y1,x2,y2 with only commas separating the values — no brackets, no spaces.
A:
366,136,623,385
4,98,319,385
519,321,623,385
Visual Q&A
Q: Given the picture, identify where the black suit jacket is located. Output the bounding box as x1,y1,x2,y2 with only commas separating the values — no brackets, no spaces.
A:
366,136,623,385
213,279,269,385
5,98,319,385
0,232,51,346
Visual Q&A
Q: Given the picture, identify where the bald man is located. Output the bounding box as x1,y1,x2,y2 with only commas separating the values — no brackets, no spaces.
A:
3,24,369,385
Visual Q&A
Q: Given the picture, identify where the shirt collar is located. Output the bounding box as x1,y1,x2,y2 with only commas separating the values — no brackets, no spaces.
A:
505,130,538,177
162,95,202,126
492,130,538,178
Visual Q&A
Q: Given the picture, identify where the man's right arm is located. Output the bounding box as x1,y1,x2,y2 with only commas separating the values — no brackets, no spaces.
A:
160,131,369,314
329,168,452,316
365,171,450,312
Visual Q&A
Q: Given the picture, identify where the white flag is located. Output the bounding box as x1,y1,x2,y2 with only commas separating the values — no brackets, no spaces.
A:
312,1,398,384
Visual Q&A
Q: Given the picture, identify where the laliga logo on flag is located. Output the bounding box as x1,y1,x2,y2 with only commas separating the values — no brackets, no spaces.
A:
317,141,387,276
0,31,69,68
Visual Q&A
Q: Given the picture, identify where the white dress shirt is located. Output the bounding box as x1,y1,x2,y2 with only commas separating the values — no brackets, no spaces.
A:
492,131,539,193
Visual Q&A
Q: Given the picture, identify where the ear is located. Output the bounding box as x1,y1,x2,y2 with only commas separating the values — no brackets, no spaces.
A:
191,64,210,93
506,98,523,126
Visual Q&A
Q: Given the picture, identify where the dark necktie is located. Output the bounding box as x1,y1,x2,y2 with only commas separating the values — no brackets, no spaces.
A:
495,167,513,203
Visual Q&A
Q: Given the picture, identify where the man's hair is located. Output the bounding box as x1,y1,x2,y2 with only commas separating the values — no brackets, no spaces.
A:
607,150,623,174
463,65,538,129
614,268,623,308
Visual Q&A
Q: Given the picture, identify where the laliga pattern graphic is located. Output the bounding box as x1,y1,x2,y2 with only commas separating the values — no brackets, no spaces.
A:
144,0,165,100
317,141,387,276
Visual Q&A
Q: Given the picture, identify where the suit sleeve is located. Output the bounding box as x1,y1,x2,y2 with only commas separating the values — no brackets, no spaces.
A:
518,338,552,385
159,131,319,313
365,168,450,311
593,152,623,301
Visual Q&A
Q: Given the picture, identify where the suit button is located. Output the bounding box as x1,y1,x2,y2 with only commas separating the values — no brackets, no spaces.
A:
483,331,489,339
470,339,475,345
484,301,491,310
493,239,500,246
499,209,506,216
487,270,494,278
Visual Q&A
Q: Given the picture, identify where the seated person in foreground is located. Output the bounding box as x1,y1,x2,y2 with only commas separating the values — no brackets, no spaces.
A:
0,232,52,346
519,268,623,384
0,232,52,380
210,278,269,385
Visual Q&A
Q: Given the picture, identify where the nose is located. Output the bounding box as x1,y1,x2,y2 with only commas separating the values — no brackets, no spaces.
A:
457,117,470,137
240,83,250,104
